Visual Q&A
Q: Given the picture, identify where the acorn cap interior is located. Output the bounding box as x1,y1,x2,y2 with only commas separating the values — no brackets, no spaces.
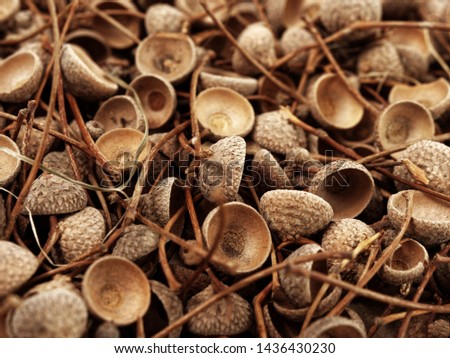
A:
388,28,430,55
65,29,111,62
0,134,21,186
259,72,295,112
387,239,427,271
94,95,142,132
0,52,38,95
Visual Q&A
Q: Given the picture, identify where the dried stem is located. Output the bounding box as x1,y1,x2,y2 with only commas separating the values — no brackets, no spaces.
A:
253,282,272,338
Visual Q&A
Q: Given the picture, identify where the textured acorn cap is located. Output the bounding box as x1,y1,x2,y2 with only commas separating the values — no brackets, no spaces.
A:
175,0,229,26
195,87,255,138
260,190,333,240
61,44,118,101
82,256,151,326
376,101,435,159
112,224,159,262
200,67,258,96
393,140,450,195
357,40,405,78
135,33,197,84
22,173,88,215
231,22,277,76
301,316,367,338
0,50,43,103
43,149,90,180
253,149,293,191
252,110,307,155
149,132,181,160
0,134,21,187
179,240,203,266
202,202,272,275
127,74,177,129
198,136,246,205
65,29,111,63
387,190,450,247
186,284,253,336
95,321,120,338
258,72,296,113
382,0,417,19
280,25,316,73
145,4,188,35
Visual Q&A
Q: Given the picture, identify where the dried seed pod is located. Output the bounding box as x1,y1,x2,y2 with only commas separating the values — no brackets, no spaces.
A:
195,87,255,138
145,4,188,35
0,50,43,103
60,44,118,101
22,173,88,216
82,256,151,326
112,224,159,262
186,285,253,336
252,110,307,155
252,149,293,191
260,190,333,240
357,40,405,78
135,33,197,84
231,22,276,76
43,150,90,180
308,160,375,220
301,316,367,338
0,241,38,297
198,136,246,205
65,29,111,63
175,0,229,26
387,190,450,247
280,25,316,73
0,134,21,188
200,67,258,96
95,322,120,338
127,74,177,129
202,202,272,275
258,72,296,113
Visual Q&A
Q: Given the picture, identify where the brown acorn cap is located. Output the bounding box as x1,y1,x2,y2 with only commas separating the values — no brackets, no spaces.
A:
280,25,316,73
43,149,90,180
135,33,197,84
308,160,375,220
258,72,296,113
260,190,333,240
82,256,151,326
202,202,272,275
0,195,5,240
145,4,188,35
387,190,450,247
252,110,307,155
93,95,145,133
252,149,293,191
170,259,210,296
0,0,20,27
395,45,429,80
175,0,229,26
389,78,450,119
0,134,21,187
60,44,118,101
376,101,435,159
149,133,181,160
0,50,43,103
334,104,378,145
186,284,253,336
112,224,159,262
200,67,258,96
0,241,38,297
198,136,246,205
195,87,255,138
65,29,111,63
357,40,405,78
22,173,88,216
95,322,120,338
179,240,203,267
301,316,367,338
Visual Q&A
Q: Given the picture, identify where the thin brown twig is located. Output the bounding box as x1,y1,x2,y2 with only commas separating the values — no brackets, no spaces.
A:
253,282,272,338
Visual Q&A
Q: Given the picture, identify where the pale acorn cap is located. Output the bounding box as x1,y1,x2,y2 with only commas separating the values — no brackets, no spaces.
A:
280,25,316,73
263,0,322,31
195,87,255,138
0,241,38,297
260,190,333,240
0,0,20,28
186,284,253,336
395,45,429,80
226,2,259,34
112,224,159,262
61,44,118,101
22,173,88,215
252,110,307,155
334,104,378,145
85,120,105,140
0,134,21,187
301,316,367,338
231,22,277,76
7,287,88,338
0,195,5,240
379,239,429,286
0,50,43,103
357,40,405,78
419,0,450,23
127,74,177,129
82,256,151,326
58,207,105,263
200,67,258,96
145,4,188,35
198,136,246,205
308,160,375,220
389,78,450,119
393,140,450,195
95,322,120,338
258,72,296,113
65,29,111,63
43,150,90,180
376,101,435,159
252,149,293,191
135,33,197,84
175,0,229,26
202,202,272,275
387,190,450,247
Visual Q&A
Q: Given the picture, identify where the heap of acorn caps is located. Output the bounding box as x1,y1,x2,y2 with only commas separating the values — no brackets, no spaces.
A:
1,0,450,339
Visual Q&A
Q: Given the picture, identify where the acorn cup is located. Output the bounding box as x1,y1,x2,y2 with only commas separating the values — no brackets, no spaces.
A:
357,40,405,78
0,134,21,188
95,322,120,338
252,149,293,191
175,0,229,26
334,104,378,146
195,87,255,138
82,256,151,326
301,316,367,338
201,202,272,275
200,67,258,96
144,4,188,35
112,224,160,262
226,2,259,34
0,0,20,29
280,25,317,74
258,72,296,113
43,149,90,180
65,29,111,63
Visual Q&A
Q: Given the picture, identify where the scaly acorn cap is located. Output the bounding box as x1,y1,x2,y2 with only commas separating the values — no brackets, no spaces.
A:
95,322,120,338
280,25,317,73
0,134,21,188
112,224,159,262
145,4,188,35
65,29,111,63
43,150,90,180
252,149,293,191
301,316,367,338
357,40,405,78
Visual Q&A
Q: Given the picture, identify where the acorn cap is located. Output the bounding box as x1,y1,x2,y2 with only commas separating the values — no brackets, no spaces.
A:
43,150,90,180
175,0,229,26
145,4,188,35
22,173,88,216
202,202,272,275
0,134,21,187
198,136,246,205
280,25,316,73
334,104,378,145
186,284,253,336
0,0,20,27
387,190,450,247
149,133,180,160
95,322,120,338
252,110,307,155
395,45,429,80
258,72,296,113
195,87,255,138
112,224,159,262
0,195,5,240
135,33,197,84
61,44,118,101
301,316,367,338
252,148,293,191
376,101,435,159
0,50,43,103
260,190,333,240
82,256,151,326
179,240,203,267
308,160,375,220
357,40,405,78
200,67,258,97
65,29,111,63
127,74,177,129
227,2,259,34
